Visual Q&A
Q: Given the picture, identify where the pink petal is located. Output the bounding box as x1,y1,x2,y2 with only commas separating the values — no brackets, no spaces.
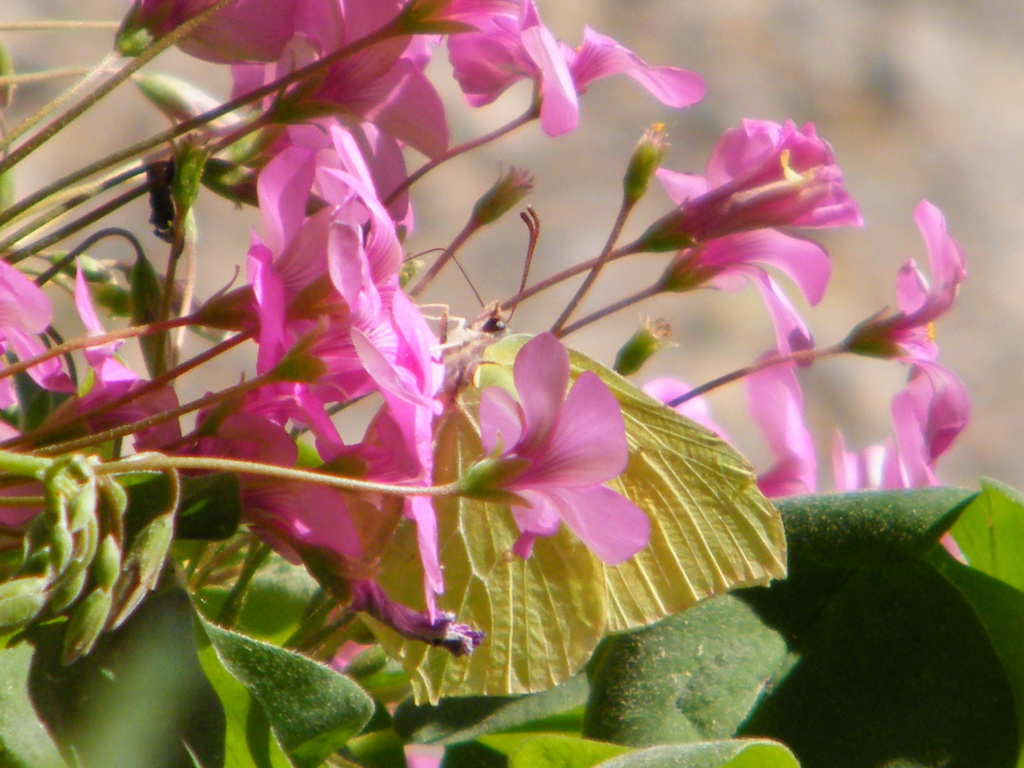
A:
746,362,816,497
514,333,570,453
521,23,579,136
655,168,708,206
643,377,730,439
546,485,650,564
571,27,705,108
530,371,629,486
479,387,524,454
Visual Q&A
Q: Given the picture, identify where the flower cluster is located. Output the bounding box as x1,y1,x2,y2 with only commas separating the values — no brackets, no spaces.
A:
0,0,970,665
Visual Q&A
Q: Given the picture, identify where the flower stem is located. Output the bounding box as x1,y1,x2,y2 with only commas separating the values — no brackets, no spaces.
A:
95,454,464,498
556,282,661,338
384,104,539,207
550,196,635,335
668,343,849,407
0,11,409,230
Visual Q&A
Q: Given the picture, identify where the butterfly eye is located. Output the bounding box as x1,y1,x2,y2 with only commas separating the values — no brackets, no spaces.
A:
480,316,507,334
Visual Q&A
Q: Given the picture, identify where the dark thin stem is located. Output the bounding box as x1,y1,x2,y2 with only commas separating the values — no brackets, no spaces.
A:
5,182,150,264
556,283,661,338
0,164,146,254
33,227,144,287
384,103,539,207
4,330,254,451
0,11,408,230
0,0,239,169
550,197,634,335
667,344,849,408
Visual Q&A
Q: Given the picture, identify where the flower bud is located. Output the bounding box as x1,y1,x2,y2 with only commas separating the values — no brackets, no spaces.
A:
49,559,89,614
623,124,668,205
92,535,124,592
108,509,175,630
63,588,114,664
614,318,672,376
469,168,534,229
0,577,50,632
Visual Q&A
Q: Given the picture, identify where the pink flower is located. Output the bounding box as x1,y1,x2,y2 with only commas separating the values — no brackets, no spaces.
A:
447,0,703,135
745,362,817,497
641,120,862,250
0,260,72,408
474,333,649,563
845,200,966,362
121,0,299,62
231,0,449,157
832,363,969,491
658,228,831,354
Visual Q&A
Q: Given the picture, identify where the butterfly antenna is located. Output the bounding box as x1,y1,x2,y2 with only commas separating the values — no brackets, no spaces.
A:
450,251,486,308
507,207,540,324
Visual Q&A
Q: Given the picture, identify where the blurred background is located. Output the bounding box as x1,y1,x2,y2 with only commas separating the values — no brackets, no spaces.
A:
4,0,1024,489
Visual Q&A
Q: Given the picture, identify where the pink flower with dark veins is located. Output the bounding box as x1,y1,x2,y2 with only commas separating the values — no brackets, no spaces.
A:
474,333,649,563
641,119,862,250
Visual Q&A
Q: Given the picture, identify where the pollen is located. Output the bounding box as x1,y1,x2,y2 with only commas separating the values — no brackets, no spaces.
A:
926,322,937,343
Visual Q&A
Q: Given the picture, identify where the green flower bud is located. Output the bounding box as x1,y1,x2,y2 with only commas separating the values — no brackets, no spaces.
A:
92,535,123,592
470,168,534,229
108,510,174,630
68,476,97,532
614,318,673,376
0,577,50,632
62,588,114,664
49,559,89,614
623,124,669,205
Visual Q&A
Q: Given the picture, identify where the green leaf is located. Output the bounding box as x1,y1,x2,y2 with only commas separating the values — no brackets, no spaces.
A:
369,336,784,702
394,673,589,745
0,643,66,768
27,585,226,768
583,490,1019,767
584,594,793,746
935,555,1024,766
947,478,1024,589
775,487,976,568
596,739,799,768
478,733,630,768
197,615,374,768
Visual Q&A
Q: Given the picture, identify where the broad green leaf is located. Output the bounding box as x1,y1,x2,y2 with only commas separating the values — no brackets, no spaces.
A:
597,739,800,768
947,478,1024,589
584,594,792,746
477,733,630,768
369,337,784,702
775,487,976,568
198,614,374,768
0,643,66,768
394,673,589,745
935,556,1024,767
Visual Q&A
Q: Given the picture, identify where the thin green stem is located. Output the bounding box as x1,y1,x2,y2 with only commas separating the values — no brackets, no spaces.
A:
550,197,635,335
0,11,409,231
216,542,272,628
501,244,634,314
0,21,119,32
5,330,254,451
0,68,94,87
35,369,280,456
0,164,146,250
384,103,539,207
556,282,661,338
33,226,144,287
96,454,464,498
667,344,849,408
5,181,150,264
0,0,238,168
